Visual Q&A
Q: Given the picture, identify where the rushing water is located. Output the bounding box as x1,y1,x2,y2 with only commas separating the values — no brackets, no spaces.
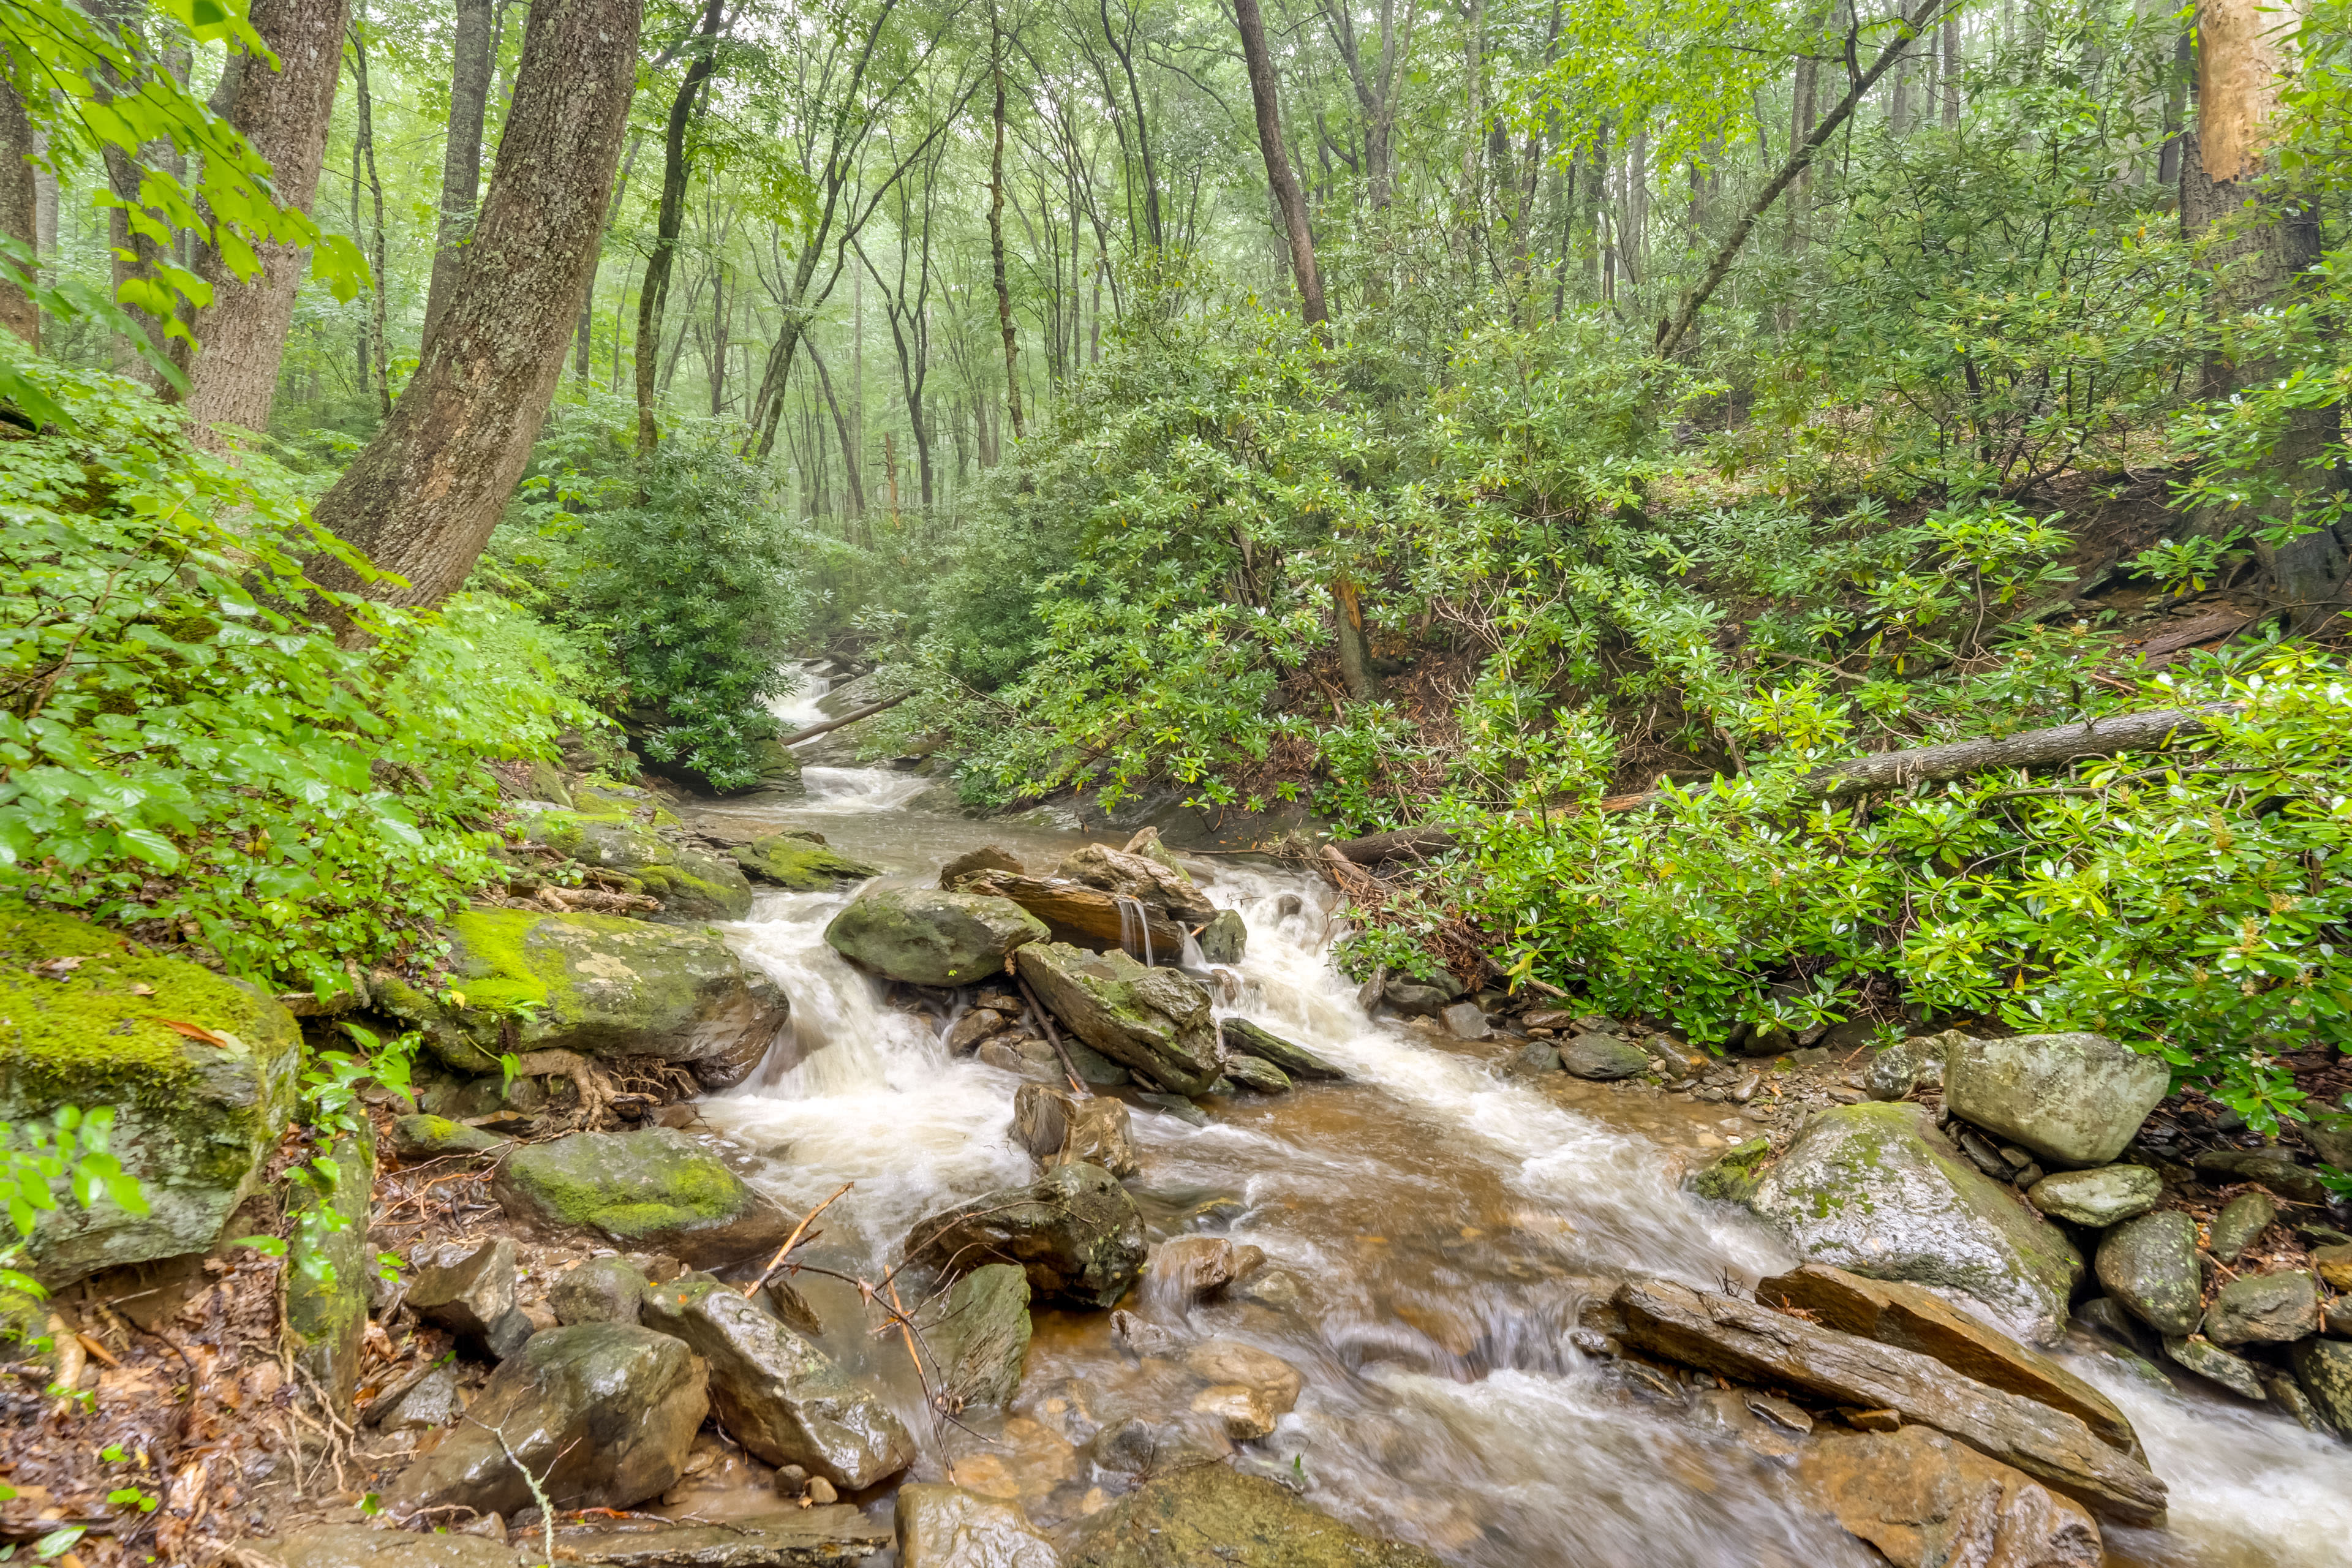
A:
682,769,2352,1567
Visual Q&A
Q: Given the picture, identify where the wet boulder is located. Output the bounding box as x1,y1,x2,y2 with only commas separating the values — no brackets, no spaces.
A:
1687,1137,1772,1204
1611,1278,2165,1525
1069,1463,1442,1568
2094,1212,2203,1338
1755,1264,2139,1457
1016,943,1224,1095
1011,1084,1140,1178
639,1278,913,1490
2163,1334,2265,1399
1184,1339,1302,1441
734,831,881,890
939,845,1026,888
0,900,303,1284
2290,1338,2352,1431
2203,1269,2319,1346
369,1365,465,1433
1054,843,1216,925
910,1162,1147,1310
551,1256,649,1326
386,1322,708,1517
389,1114,514,1164
1196,910,1248,966
1793,1426,2101,1568
1942,1032,2168,1168
2207,1191,2277,1264
378,908,788,1089
2026,1164,2163,1229
929,1264,1033,1411
824,888,1047,987
1558,1032,1651,1081
408,1235,533,1359
516,802,753,920
1746,1102,2083,1344
1218,1019,1345,1082
897,1483,1062,1568
1381,970,1464,1018
494,1129,794,1267
1147,1237,1267,1305
1221,1054,1291,1093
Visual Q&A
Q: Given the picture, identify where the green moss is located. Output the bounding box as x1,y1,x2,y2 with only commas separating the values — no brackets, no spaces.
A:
499,1130,750,1245
444,906,577,1016
738,835,880,891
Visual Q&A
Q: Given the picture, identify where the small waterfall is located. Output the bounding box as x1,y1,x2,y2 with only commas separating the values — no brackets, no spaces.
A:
1112,891,1153,966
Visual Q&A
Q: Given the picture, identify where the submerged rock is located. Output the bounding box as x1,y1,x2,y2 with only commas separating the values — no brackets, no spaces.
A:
1016,943,1224,1095
0,900,304,1284
1942,1032,2168,1168
824,888,1047,987
896,1485,1062,1568
1746,1101,2083,1344
1793,1425,2101,1568
386,1323,707,1517
1148,1237,1266,1304
1011,1083,1139,1177
2094,1213,2203,1338
1611,1278,2165,1525
494,1129,794,1267
1218,1019,1346,1082
639,1278,913,1489
910,1162,1147,1310
1069,1463,1441,1567
735,832,880,890
1183,1339,1302,1441
2026,1164,2162,1228
930,1263,1032,1411
379,908,788,1088
548,1510,894,1567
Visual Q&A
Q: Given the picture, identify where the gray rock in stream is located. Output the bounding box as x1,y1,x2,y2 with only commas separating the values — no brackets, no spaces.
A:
1016,942,1224,1095
1218,1017,1346,1081
909,1162,1147,1310
928,1264,1033,1411
824,887,1048,987
2203,1269,2318,1346
897,1485,1061,1568
639,1278,914,1489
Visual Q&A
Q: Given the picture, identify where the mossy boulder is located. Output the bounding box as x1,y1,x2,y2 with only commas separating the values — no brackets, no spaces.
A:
1747,1101,2083,1344
0,900,303,1284
282,1123,377,1414
518,806,752,921
2094,1212,2203,1338
380,908,786,1088
735,832,881,891
492,1128,794,1267
1070,1462,1442,1568
823,888,1047,987
1689,1137,1773,1204
1016,941,1224,1096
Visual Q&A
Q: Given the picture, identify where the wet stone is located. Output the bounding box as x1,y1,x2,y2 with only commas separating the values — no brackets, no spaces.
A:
2203,1269,2318,1347
1439,1001,1491,1040
372,1365,465,1433
896,1484,1062,1568
2027,1165,2163,1229
2095,1212,2203,1339
1558,1032,1651,1081
2290,1338,2352,1431
1222,1054,1292,1093
2207,1191,2277,1264
552,1256,649,1327
546,1510,893,1568
2162,1335,2266,1401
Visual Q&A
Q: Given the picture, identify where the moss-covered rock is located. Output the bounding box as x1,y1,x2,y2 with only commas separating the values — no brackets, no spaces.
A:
1016,942,1223,1095
380,908,786,1088
1747,1101,2083,1344
0,900,303,1284
1688,1137,1773,1204
518,807,752,921
492,1128,794,1267
931,1263,1032,1410
283,1123,375,1413
388,1114,513,1163
1070,1463,1442,1568
824,888,1047,987
735,833,881,891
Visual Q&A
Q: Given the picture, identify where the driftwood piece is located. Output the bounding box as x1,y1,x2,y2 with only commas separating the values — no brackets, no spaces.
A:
1332,703,2242,865
775,691,910,747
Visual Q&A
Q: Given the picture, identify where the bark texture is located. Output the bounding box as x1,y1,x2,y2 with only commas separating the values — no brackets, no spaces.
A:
181,0,350,443
1233,0,1327,326
989,4,1024,440
421,0,496,347
2184,0,2342,625
0,81,35,347
309,0,641,608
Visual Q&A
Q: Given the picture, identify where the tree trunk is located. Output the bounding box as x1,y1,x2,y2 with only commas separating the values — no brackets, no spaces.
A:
2184,0,2342,626
635,0,725,458
0,81,36,348
1332,575,1379,701
87,0,173,380
990,1,1025,440
309,0,641,609
1233,0,1326,327
421,0,494,347
180,0,349,443
349,14,391,418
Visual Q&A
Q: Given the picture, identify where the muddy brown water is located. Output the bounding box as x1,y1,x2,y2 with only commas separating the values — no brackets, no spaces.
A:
669,765,2352,1567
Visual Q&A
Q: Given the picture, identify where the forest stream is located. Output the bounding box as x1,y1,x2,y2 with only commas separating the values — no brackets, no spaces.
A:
657,749,2352,1568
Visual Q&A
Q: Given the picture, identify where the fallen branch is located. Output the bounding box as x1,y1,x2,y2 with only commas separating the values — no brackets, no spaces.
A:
1332,703,2244,864
775,692,910,747
1009,958,1089,1098
745,1181,853,1298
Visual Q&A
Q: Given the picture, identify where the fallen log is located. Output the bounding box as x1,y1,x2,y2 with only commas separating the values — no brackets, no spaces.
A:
961,873,1191,963
775,690,910,747
1332,703,2242,865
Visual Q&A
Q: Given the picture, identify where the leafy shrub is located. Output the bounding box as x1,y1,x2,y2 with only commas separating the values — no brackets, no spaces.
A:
0,345,604,995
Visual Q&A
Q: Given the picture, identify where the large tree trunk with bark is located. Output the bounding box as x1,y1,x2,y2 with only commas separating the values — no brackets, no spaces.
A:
1232,0,1327,327
2183,0,2342,628
989,2,1024,441
178,0,349,443
1332,704,2244,864
420,0,495,347
0,82,35,348
309,0,641,609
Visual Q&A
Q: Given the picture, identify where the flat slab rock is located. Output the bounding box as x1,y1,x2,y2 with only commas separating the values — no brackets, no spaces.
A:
1794,1426,2102,1568
260,1526,526,1568
1611,1278,2166,1525
547,1510,893,1568
1069,1463,1441,1568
